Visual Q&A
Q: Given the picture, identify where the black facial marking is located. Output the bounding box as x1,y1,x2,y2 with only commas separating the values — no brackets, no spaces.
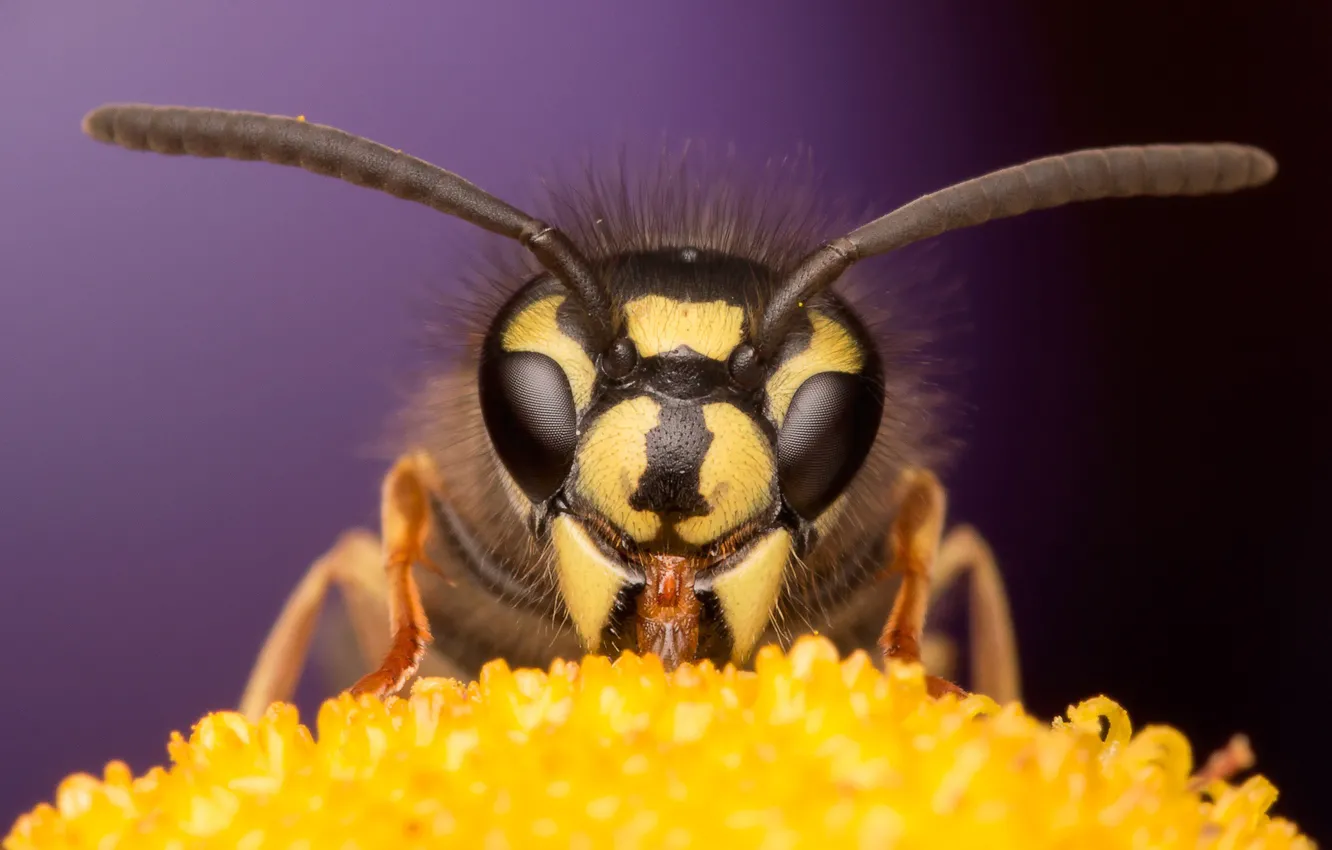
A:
629,404,712,518
599,581,646,653
693,590,732,662
603,249,776,305
490,274,567,331
554,292,599,355
766,309,814,366
642,348,731,401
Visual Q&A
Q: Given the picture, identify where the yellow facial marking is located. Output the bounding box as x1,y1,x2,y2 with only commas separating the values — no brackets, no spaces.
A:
711,529,792,662
574,396,662,543
764,311,864,427
551,516,629,650
676,403,776,546
500,295,596,410
623,296,745,360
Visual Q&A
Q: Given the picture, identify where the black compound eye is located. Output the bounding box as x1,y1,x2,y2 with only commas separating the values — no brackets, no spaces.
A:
599,336,638,382
479,350,578,503
776,371,884,520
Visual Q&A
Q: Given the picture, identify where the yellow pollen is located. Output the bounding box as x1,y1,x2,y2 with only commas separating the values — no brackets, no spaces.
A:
3,638,1312,849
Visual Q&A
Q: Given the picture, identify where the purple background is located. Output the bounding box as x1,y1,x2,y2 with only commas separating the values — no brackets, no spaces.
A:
0,0,1049,819
3,0,1325,839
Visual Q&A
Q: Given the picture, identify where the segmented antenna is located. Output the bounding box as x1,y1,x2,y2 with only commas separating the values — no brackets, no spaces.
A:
757,143,1278,357
81,104,613,346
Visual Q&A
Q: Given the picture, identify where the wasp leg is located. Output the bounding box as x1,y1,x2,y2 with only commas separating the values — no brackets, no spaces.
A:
238,528,385,721
237,453,437,720
345,453,436,701
931,524,1021,703
877,468,967,699
918,633,958,686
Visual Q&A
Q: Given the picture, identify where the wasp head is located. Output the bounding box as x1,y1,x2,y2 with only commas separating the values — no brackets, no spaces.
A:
479,247,884,667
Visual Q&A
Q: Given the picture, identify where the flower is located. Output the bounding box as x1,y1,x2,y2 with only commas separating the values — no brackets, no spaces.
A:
4,637,1313,849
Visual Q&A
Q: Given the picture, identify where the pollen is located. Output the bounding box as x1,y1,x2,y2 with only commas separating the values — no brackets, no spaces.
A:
4,637,1312,849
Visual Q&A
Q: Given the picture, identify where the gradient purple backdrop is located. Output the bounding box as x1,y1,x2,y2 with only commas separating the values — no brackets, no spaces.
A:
0,0,1071,824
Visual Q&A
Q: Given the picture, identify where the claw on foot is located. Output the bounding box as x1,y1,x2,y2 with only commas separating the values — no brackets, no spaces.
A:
926,675,967,700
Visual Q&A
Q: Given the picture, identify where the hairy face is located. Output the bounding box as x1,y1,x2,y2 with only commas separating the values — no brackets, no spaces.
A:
478,248,884,665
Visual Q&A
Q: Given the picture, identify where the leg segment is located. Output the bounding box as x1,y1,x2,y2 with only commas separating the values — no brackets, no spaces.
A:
878,470,1022,702
346,453,435,700
878,469,963,698
237,453,438,720
238,529,387,721
931,523,1021,704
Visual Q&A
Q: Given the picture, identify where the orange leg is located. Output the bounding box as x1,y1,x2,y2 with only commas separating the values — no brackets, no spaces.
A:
238,453,440,719
238,452,463,721
346,453,436,700
878,468,967,699
238,528,384,721
931,524,1021,704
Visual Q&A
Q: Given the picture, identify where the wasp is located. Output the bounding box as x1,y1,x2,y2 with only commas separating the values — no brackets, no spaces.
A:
81,105,1276,719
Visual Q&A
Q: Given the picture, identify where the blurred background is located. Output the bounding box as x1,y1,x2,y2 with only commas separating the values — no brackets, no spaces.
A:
2,0,1327,840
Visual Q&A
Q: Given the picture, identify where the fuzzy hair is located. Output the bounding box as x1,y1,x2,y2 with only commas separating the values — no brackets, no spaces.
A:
397,143,967,472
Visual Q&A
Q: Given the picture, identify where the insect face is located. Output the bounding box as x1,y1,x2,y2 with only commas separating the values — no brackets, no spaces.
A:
479,248,885,664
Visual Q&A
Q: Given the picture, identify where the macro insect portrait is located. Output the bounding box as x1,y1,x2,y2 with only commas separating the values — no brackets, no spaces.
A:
7,5,1325,842
5,102,1304,847
73,104,1276,720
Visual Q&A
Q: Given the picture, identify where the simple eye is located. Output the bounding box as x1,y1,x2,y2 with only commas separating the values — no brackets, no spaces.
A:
599,336,639,382
727,343,763,391
479,351,578,502
776,371,883,520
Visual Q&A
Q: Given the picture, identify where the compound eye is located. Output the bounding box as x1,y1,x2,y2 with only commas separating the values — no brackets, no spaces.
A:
776,371,884,520
479,350,578,503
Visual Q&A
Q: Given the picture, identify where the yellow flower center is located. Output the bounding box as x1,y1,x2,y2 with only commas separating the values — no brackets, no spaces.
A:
4,637,1312,849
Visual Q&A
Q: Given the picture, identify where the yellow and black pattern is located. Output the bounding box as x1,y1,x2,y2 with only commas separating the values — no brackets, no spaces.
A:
574,395,665,544
621,295,745,360
571,395,778,549
498,291,598,413
676,403,775,547
451,167,940,670
567,279,780,550
488,268,878,556
763,310,865,427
